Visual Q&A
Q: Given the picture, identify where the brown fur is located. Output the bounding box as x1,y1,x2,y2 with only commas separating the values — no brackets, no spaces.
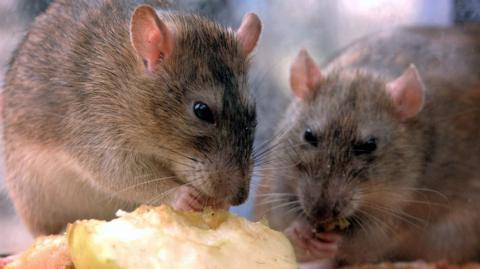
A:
3,0,257,235
255,26,480,264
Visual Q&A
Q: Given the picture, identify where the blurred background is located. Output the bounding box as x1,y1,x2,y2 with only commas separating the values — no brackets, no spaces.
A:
0,0,478,254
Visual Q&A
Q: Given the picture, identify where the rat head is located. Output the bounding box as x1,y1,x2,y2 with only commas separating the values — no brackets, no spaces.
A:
280,49,426,236
119,6,261,206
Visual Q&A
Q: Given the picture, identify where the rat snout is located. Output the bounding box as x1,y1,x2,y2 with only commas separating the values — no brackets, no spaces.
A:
302,184,343,223
208,180,249,206
206,163,251,206
306,197,354,234
226,168,251,206
219,157,252,206
303,179,355,224
308,200,340,223
230,184,249,205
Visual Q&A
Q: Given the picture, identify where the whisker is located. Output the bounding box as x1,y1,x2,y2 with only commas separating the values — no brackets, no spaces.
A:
65,144,198,169
360,202,427,229
144,178,205,206
255,193,298,198
263,200,302,215
113,175,178,195
356,208,393,239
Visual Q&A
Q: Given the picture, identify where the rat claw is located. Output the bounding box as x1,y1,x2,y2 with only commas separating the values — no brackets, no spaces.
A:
308,239,338,253
285,220,340,262
314,232,342,243
302,238,337,260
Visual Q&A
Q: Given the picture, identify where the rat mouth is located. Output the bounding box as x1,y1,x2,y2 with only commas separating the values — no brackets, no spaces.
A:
312,216,356,236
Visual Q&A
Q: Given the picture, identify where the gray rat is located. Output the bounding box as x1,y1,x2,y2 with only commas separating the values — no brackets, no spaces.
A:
2,0,261,236
255,26,480,266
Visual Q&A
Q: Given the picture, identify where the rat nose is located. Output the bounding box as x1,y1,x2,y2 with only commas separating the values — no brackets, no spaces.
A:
309,200,341,222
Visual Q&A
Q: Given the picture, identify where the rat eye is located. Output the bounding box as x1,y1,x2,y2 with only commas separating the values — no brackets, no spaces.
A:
353,138,377,156
193,102,215,124
303,128,318,147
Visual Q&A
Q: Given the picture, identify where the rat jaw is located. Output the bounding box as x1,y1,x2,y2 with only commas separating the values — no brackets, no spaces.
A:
169,149,253,208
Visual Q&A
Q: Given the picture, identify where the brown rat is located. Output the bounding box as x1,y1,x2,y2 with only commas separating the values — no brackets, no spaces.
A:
2,0,261,236
255,26,480,265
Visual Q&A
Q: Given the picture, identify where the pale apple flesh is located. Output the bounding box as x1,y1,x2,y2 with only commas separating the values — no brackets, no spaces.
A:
67,205,297,269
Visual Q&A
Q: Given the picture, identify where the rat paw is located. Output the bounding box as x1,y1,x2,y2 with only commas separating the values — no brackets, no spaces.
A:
172,185,205,211
285,220,340,262
172,185,227,211
0,255,18,269
435,260,459,269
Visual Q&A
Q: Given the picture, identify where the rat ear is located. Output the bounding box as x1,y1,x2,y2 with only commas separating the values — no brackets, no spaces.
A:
236,13,262,56
386,64,425,121
290,49,322,100
130,5,174,72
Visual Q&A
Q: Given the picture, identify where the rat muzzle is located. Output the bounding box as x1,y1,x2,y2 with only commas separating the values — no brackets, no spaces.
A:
229,184,249,205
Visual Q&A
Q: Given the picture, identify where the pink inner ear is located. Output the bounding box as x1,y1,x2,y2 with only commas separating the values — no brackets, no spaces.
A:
306,55,322,90
144,24,163,69
130,5,173,72
386,65,425,120
290,49,322,100
236,13,262,56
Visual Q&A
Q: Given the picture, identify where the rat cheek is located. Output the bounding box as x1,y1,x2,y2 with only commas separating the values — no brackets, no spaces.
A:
168,157,201,184
345,187,367,213
344,196,360,217
295,178,310,199
296,188,314,215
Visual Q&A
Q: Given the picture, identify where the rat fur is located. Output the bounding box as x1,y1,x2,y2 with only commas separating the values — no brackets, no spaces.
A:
3,0,261,236
255,26,480,265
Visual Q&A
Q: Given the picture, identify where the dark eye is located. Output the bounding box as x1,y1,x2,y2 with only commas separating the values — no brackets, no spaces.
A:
193,102,215,124
353,138,377,156
303,128,318,147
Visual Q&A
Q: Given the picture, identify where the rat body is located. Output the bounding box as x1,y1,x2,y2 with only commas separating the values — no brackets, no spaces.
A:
2,0,261,236
255,26,480,265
